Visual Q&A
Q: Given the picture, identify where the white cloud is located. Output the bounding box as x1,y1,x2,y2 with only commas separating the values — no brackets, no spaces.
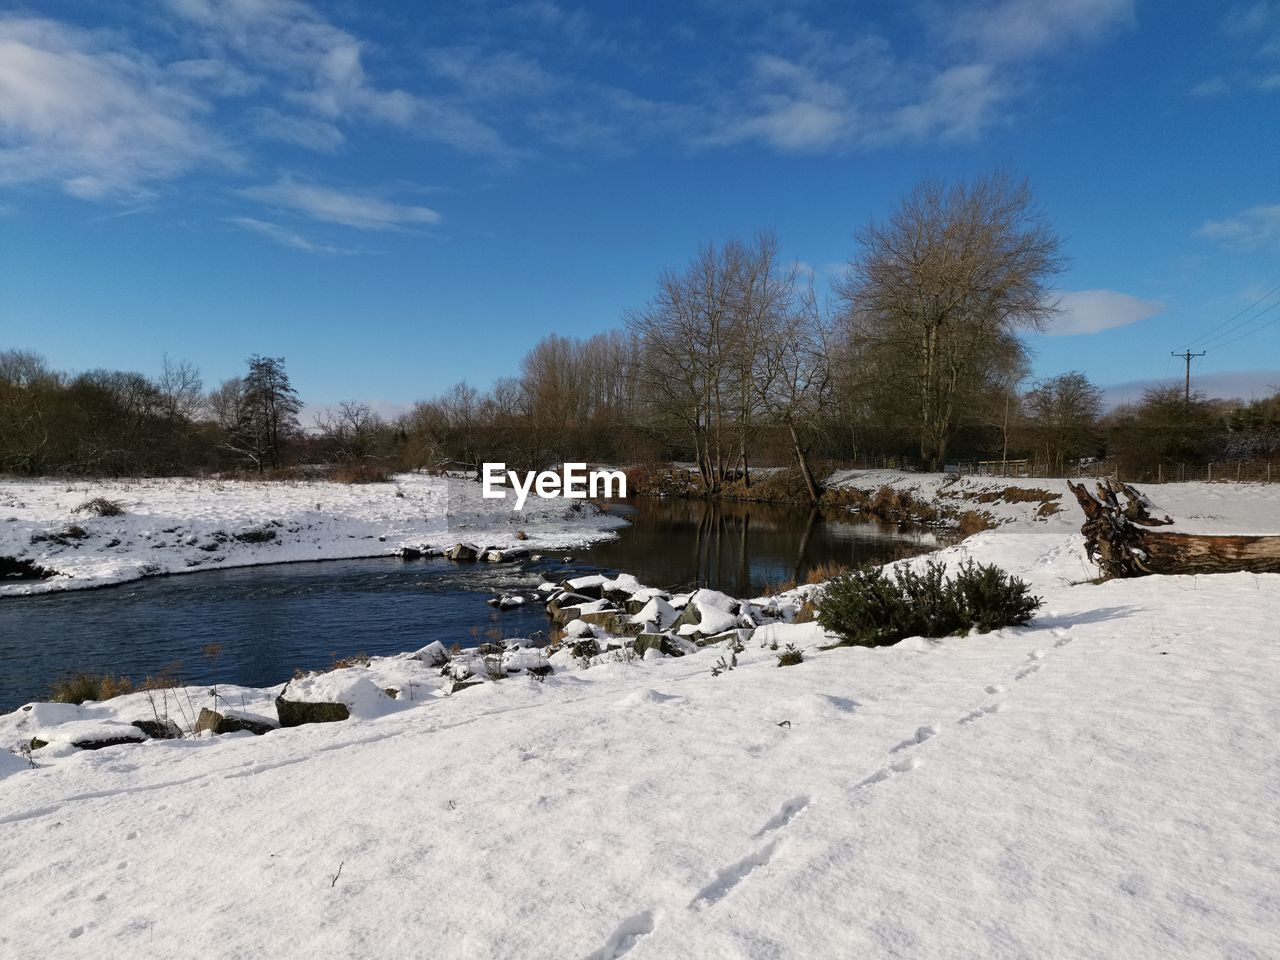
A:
164,0,512,156
949,0,1135,62
1199,205,1280,249
1045,290,1166,336
238,178,442,231
250,107,345,152
0,17,235,198
1191,76,1231,97
228,216,351,254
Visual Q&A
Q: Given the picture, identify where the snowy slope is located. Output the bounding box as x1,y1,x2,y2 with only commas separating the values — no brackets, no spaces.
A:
0,473,626,595
827,467,1280,535
1,477,1279,958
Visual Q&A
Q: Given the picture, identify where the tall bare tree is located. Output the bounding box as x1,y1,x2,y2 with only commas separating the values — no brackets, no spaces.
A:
839,171,1065,470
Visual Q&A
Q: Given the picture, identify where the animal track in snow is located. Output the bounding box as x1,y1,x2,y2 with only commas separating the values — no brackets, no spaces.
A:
984,684,1006,695
1054,636,1073,648
69,926,84,939
857,755,922,788
959,702,1006,724
689,841,780,911
753,795,810,837
584,911,656,960
890,725,939,753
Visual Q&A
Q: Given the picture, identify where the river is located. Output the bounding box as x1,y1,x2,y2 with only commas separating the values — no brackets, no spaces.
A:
0,497,936,709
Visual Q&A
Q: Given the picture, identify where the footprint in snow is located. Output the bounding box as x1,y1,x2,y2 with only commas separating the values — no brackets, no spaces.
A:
984,684,1006,695
125,830,138,840
959,702,1005,724
1015,663,1041,681
890,725,939,753
69,926,85,939
584,911,656,960
1054,636,1073,648
753,795,810,837
689,840,780,910
857,755,921,788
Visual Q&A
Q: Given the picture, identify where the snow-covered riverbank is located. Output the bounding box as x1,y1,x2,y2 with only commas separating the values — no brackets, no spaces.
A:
2,474,1278,958
0,474,627,596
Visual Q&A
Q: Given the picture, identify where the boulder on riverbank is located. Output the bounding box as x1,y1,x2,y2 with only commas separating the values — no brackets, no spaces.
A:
275,674,393,727
195,707,278,736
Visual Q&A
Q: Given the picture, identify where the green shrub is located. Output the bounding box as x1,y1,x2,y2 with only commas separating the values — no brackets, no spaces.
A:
816,559,1041,647
950,560,1043,633
776,644,804,667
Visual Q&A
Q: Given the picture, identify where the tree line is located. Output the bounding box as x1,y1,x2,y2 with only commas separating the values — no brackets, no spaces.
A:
3,171,1278,491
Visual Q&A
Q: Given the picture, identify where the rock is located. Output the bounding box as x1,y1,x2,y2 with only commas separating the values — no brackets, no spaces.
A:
30,720,147,751
194,707,277,736
449,678,484,694
633,634,683,658
563,575,606,599
275,697,350,727
694,629,748,648
579,610,643,637
411,641,450,666
629,596,678,631
399,546,424,560
445,542,482,562
569,638,600,659
130,718,183,740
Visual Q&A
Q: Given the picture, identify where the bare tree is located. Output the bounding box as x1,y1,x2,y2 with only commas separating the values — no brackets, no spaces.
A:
839,171,1065,470
1022,371,1102,472
755,282,833,502
315,400,384,463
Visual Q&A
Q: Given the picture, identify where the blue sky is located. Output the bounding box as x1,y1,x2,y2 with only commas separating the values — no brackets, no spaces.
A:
2,0,1278,415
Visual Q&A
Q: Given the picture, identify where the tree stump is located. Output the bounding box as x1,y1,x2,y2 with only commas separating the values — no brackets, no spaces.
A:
1068,478,1280,578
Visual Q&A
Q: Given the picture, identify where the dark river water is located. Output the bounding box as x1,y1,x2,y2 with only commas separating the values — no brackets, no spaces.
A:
0,498,936,709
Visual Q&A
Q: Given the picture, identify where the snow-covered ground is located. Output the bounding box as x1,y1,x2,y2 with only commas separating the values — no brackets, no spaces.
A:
2,473,1279,958
0,474,627,595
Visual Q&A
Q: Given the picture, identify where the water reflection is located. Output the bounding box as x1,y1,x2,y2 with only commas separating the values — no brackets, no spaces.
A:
579,497,937,596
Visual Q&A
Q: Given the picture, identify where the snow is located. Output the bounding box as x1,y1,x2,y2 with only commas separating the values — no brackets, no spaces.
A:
2,473,1280,958
0,473,627,595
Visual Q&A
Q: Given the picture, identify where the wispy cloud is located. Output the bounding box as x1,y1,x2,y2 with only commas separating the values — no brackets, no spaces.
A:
228,216,352,254
1190,76,1231,97
947,0,1135,62
164,0,512,156
0,16,236,198
238,178,442,231
250,107,345,152
1045,290,1166,336
1199,204,1280,249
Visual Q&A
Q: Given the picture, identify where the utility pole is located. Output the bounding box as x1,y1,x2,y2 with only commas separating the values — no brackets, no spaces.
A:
1171,350,1206,403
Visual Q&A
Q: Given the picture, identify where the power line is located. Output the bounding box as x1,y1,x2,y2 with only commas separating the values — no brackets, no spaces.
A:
1185,281,1280,349
1199,298,1280,351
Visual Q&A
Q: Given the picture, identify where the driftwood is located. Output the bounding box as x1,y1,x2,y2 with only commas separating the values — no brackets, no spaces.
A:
1068,478,1280,578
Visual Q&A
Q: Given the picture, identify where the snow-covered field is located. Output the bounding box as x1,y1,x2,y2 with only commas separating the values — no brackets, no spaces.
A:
2,473,1279,958
0,474,627,595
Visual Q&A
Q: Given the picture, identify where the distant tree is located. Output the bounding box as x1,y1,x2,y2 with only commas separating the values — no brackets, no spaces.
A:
0,350,62,473
315,400,383,463
1106,385,1218,472
839,171,1066,470
1022,372,1102,471
220,356,301,472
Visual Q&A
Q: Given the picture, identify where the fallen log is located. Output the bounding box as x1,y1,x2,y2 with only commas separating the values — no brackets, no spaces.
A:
1068,478,1280,578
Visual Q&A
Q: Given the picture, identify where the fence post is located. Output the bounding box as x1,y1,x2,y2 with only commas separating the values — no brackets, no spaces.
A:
1157,463,1162,484
1208,463,1213,483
